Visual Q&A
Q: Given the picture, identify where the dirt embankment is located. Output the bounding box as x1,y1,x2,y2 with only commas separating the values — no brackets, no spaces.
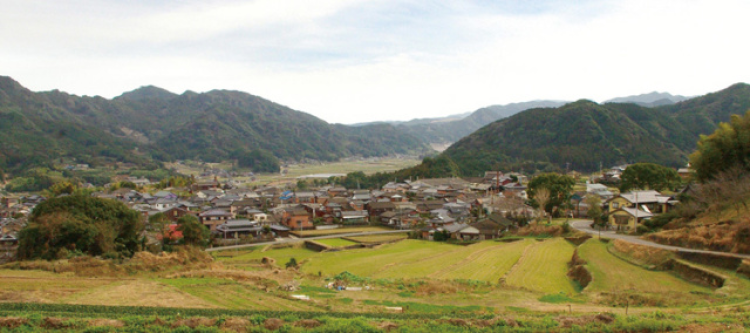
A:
645,220,750,254
567,249,592,289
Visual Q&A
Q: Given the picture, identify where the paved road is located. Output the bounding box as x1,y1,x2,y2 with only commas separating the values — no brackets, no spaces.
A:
570,219,750,260
206,229,409,252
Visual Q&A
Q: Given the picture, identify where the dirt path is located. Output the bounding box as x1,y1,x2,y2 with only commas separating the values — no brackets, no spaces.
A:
570,220,750,259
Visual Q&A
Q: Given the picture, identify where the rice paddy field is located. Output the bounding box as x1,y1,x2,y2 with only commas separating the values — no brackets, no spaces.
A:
290,226,392,237
313,238,358,248
504,238,578,294
577,240,710,294
345,233,408,244
4,236,750,323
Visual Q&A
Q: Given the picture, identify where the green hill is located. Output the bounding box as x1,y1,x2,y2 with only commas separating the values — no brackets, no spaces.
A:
439,83,750,175
0,76,432,172
397,101,566,145
0,77,157,170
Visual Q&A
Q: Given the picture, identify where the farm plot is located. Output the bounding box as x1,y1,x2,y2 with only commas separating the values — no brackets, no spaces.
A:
505,238,578,294
291,226,391,237
158,278,317,311
219,246,320,266
314,238,358,248
0,271,120,303
578,240,710,294
301,240,458,277
436,239,535,282
346,233,408,244
372,241,504,280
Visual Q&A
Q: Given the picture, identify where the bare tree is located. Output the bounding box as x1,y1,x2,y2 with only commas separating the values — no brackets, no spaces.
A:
534,188,551,224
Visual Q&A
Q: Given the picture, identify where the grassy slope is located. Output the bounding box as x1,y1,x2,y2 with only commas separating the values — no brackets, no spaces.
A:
505,238,578,294
578,240,709,294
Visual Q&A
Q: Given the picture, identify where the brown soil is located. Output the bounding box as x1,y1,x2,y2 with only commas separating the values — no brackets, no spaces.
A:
264,318,285,330
42,317,72,329
680,323,745,332
0,317,28,329
555,313,615,328
171,317,217,328
294,319,321,328
220,318,251,333
376,321,399,331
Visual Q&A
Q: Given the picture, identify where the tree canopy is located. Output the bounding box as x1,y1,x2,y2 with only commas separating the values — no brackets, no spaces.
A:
17,195,144,260
237,149,280,173
619,163,681,192
176,215,210,247
690,110,750,182
527,173,575,215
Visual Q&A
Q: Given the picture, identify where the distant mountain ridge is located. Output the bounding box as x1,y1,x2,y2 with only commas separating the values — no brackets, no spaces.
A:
391,100,567,145
0,76,432,172
437,83,750,175
605,91,691,107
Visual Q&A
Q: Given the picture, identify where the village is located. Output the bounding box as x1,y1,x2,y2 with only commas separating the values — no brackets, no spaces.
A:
0,163,689,261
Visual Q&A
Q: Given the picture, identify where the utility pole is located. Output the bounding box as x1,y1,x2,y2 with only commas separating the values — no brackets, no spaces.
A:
634,191,638,231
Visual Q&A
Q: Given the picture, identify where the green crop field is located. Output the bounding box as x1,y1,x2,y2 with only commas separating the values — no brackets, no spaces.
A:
372,241,504,280
314,238,358,248
505,238,578,294
302,240,455,277
436,239,535,281
220,246,320,265
291,226,391,237
578,240,710,294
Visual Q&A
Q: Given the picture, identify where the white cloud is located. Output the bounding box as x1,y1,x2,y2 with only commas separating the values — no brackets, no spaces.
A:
1,0,748,124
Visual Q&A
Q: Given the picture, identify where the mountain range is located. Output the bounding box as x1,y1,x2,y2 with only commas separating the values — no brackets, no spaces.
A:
439,83,750,175
361,92,690,147
0,76,431,172
3,74,747,178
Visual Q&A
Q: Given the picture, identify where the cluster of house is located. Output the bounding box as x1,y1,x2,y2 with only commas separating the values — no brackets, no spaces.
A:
102,173,536,243
0,167,683,257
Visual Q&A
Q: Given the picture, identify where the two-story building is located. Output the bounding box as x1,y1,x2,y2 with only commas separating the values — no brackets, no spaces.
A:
605,190,675,231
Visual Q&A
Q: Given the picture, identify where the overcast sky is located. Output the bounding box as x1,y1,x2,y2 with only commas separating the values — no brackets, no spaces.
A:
2,0,748,124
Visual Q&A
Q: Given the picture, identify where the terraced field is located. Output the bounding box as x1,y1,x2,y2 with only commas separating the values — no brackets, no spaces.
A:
346,233,408,244
221,246,320,265
578,240,710,294
291,226,391,237
436,239,535,281
505,238,578,294
372,241,506,279
302,240,456,277
158,278,317,311
314,238,358,248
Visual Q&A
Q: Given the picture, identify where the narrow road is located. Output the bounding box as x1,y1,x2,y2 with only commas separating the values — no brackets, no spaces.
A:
206,229,408,252
570,219,750,260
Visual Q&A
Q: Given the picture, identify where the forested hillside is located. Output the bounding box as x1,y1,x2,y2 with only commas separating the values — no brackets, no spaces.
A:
396,101,565,145
0,76,432,172
438,83,750,175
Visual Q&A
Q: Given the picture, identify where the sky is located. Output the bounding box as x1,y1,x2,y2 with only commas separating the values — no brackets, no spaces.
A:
1,0,749,124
